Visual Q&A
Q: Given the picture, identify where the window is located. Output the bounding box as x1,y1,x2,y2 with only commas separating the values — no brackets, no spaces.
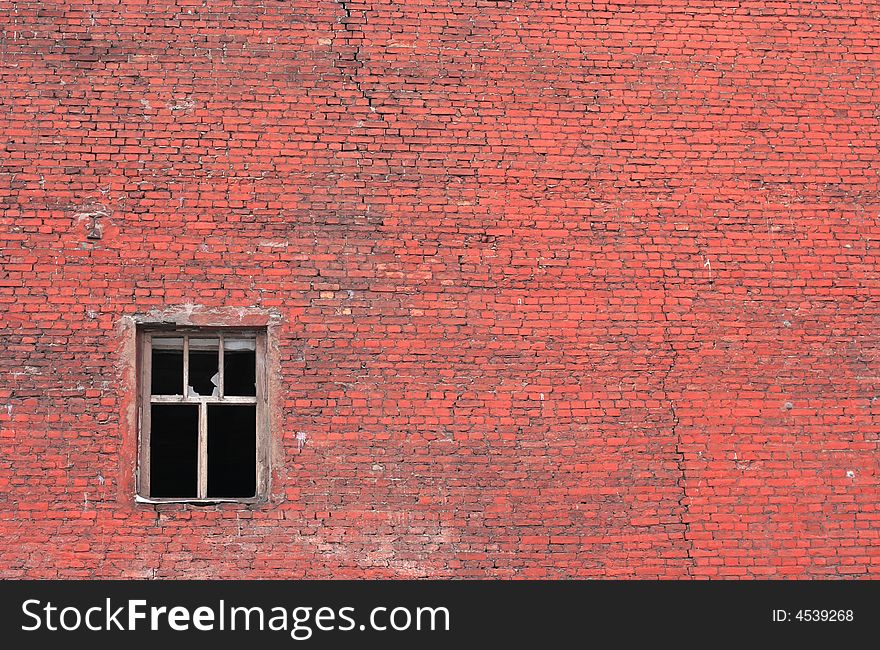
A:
137,328,269,502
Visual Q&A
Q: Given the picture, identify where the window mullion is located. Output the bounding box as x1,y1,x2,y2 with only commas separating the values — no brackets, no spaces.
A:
218,334,224,399
182,334,190,397
198,400,208,499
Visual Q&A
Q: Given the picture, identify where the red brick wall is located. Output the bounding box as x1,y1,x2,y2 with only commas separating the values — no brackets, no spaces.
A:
1,0,878,578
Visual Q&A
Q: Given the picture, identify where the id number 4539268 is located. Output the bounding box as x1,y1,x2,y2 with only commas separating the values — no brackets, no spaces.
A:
772,610,854,622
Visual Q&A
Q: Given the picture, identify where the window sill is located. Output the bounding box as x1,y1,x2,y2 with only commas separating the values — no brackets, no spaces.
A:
135,494,264,506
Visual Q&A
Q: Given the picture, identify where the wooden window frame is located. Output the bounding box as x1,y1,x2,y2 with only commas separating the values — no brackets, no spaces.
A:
136,326,270,504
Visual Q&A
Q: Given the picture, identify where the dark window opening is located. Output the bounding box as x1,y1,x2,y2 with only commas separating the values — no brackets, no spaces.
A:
224,339,256,396
188,338,219,397
149,404,198,498
207,405,256,498
150,338,183,395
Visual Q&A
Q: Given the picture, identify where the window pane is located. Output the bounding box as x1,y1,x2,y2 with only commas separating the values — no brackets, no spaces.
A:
224,338,256,396
207,404,256,498
150,404,198,498
188,338,219,397
150,337,183,395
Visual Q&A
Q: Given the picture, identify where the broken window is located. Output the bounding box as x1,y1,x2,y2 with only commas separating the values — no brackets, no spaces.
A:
137,329,268,502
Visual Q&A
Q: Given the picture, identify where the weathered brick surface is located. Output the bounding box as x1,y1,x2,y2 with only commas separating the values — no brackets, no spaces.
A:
1,0,878,578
